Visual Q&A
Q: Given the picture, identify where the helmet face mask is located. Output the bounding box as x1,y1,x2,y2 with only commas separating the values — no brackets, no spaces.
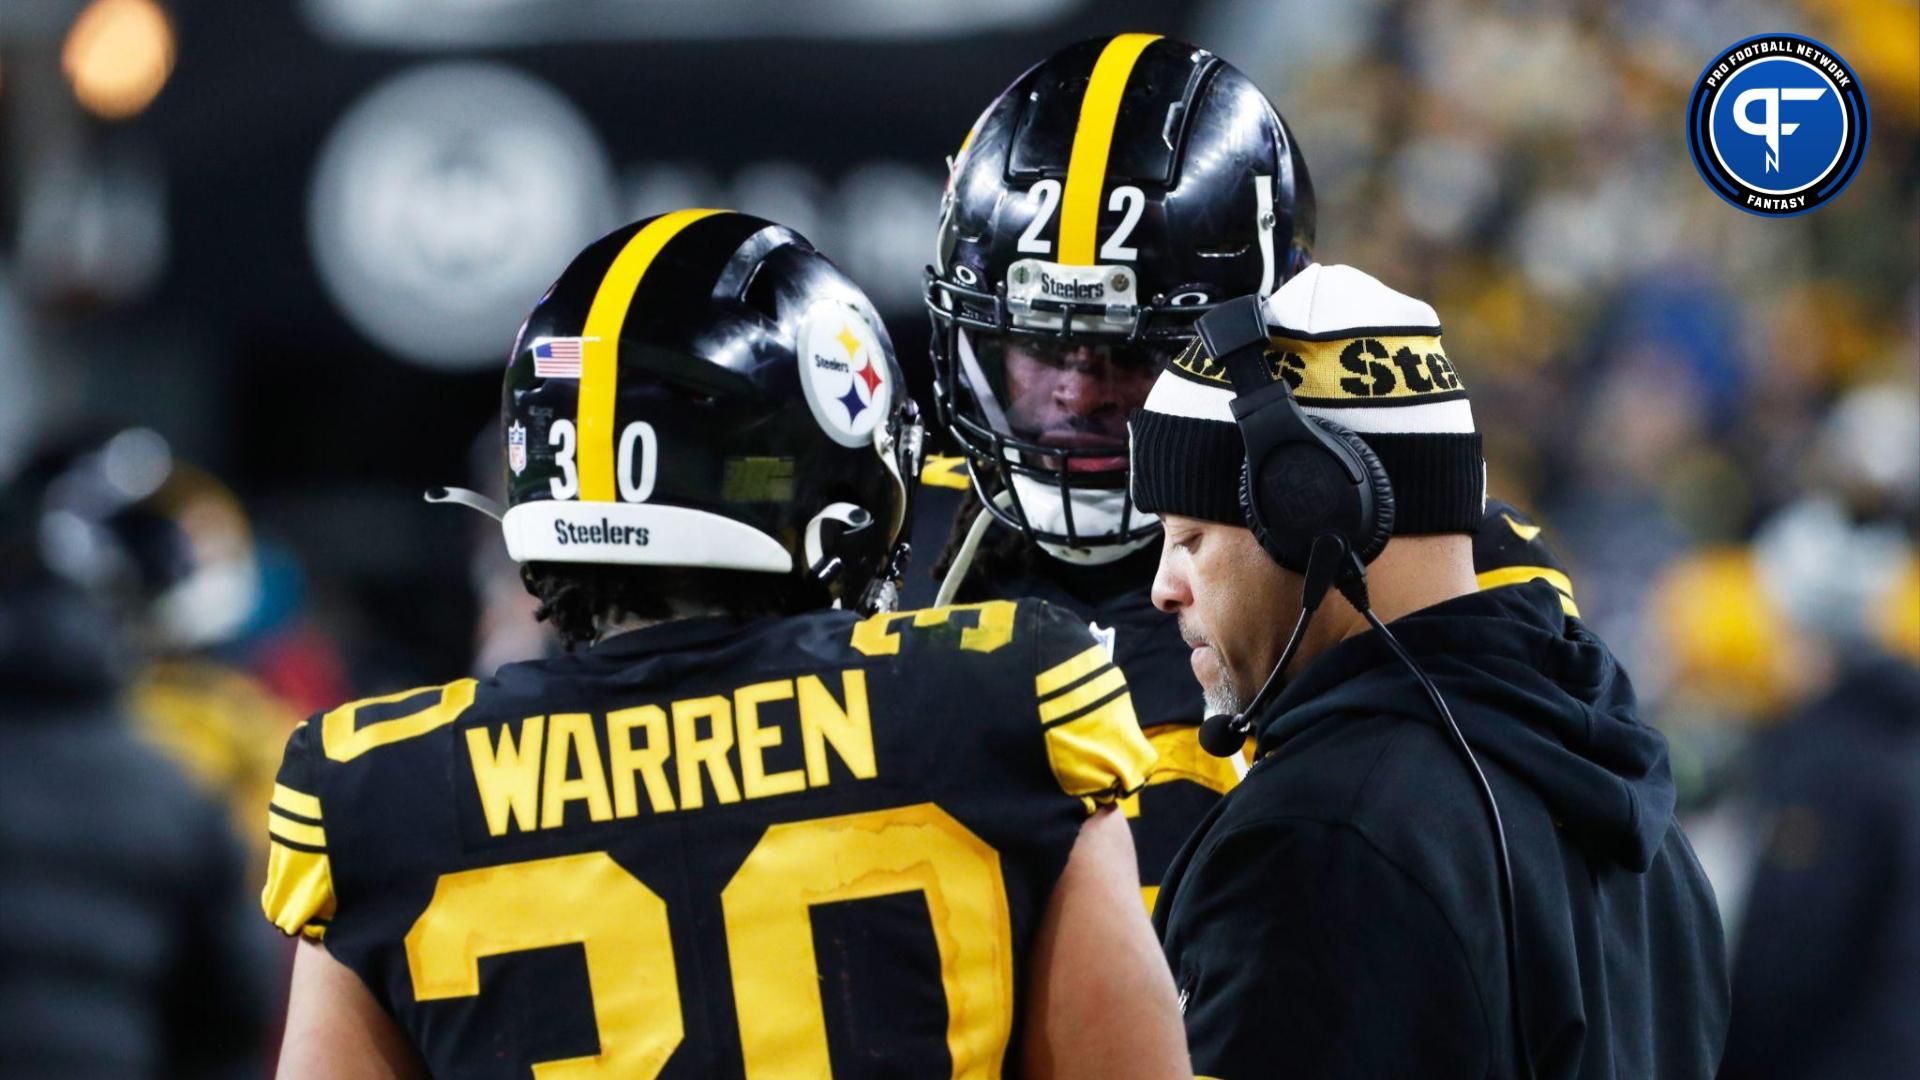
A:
478,210,922,617
957,328,1169,468
925,34,1314,558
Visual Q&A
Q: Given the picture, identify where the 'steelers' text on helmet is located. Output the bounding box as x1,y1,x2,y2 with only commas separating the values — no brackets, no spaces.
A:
445,209,923,615
926,33,1314,562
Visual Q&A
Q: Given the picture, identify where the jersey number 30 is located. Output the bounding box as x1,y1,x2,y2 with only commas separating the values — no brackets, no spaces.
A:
405,803,1012,1077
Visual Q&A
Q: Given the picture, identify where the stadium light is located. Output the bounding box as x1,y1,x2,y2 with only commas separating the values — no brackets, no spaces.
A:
62,0,175,120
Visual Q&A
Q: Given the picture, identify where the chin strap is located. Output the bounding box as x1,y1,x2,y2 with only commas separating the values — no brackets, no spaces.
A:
424,486,504,520
934,502,998,607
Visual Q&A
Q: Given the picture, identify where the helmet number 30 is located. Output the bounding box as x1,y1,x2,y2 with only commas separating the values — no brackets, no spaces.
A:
1013,180,1145,261
547,419,658,503
616,421,659,502
549,420,578,499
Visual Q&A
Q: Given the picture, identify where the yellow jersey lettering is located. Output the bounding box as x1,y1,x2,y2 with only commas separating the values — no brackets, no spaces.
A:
735,679,804,800
465,668,882,837
797,671,875,785
467,717,545,837
325,679,477,763
541,713,614,828
608,705,676,816
673,695,741,810
848,600,1016,656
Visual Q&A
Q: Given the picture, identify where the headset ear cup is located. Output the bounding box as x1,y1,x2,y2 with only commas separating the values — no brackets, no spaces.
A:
1239,460,1301,570
1310,418,1396,565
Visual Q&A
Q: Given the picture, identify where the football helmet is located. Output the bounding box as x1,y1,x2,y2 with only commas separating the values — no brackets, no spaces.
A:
926,33,1314,562
3,427,261,650
435,210,923,615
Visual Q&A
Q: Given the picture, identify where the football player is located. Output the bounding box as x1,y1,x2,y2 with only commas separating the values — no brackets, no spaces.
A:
915,34,1314,908
264,210,1188,1078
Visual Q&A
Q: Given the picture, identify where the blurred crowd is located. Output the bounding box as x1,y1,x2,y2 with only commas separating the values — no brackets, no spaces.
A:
1,0,1914,1075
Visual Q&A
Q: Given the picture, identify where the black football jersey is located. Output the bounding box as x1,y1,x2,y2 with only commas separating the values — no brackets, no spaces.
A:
902,463,1241,912
261,599,1155,1077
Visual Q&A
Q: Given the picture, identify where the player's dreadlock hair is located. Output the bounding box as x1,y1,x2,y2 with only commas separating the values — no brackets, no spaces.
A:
929,490,1043,603
520,563,811,650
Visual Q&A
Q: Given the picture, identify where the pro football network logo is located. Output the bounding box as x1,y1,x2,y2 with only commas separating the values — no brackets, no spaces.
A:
797,302,889,448
1687,34,1869,217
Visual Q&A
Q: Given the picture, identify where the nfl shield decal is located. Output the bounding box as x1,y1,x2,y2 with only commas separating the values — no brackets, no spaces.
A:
507,420,528,475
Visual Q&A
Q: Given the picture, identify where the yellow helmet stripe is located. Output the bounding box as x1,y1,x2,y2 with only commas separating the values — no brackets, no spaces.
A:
1058,32,1161,265
578,208,726,501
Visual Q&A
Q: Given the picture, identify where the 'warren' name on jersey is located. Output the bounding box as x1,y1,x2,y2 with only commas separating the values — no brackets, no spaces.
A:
261,598,1154,1078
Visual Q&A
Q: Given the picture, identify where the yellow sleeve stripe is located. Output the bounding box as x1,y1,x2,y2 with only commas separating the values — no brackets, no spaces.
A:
271,782,322,821
1043,692,1157,806
1037,665,1127,724
1058,32,1162,264
267,812,326,848
262,839,337,938
1035,643,1109,697
1476,566,1580,617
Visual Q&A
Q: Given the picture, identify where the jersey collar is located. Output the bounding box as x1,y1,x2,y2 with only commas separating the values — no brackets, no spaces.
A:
588,614,769,659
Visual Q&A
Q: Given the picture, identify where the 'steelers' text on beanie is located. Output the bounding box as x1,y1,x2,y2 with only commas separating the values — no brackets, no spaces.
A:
1129,264,1484,534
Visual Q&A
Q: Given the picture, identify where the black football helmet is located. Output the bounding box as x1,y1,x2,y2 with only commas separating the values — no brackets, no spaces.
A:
926,33,1314,561
434,210,923,615
3,427,261,651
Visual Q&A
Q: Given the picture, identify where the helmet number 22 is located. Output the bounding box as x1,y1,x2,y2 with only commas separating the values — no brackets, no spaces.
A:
547,419,658,503
1013,180,1145,261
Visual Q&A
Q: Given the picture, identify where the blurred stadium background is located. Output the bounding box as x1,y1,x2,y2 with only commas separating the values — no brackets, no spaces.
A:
1,0,1915,1074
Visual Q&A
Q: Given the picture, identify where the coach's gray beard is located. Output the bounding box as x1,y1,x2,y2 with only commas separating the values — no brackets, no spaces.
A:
1202,678,1241,720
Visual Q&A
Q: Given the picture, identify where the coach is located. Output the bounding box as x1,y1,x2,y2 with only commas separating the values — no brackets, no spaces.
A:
1128,265,1729,1078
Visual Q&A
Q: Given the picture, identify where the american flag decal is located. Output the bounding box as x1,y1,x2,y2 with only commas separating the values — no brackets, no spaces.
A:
531,337,590,378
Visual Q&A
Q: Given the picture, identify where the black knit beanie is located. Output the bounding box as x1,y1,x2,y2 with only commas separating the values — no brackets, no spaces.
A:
1129,263,1484,535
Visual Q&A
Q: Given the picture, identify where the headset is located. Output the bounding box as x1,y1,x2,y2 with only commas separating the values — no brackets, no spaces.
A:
1191,295,1536,1080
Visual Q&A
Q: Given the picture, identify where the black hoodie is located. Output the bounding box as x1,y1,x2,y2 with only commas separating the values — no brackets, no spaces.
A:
0,580,273,1075
1153,581,1729,1079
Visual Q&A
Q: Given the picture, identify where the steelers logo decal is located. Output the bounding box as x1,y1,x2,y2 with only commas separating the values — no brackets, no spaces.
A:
798,302,889,448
